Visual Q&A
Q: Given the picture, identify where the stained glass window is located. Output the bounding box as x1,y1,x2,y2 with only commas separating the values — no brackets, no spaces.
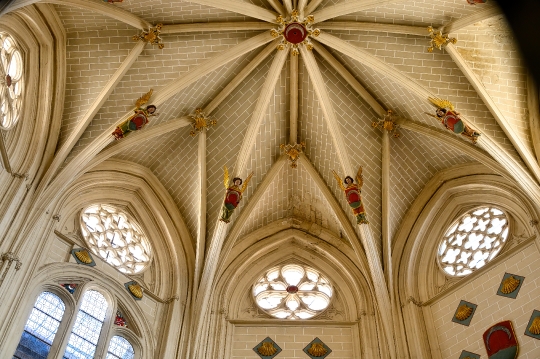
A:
253,264,333,319
63,290,108,359
13,292,65,359
437,206,509,276
0,32,24,129
80,204,152,274
106,336,135,359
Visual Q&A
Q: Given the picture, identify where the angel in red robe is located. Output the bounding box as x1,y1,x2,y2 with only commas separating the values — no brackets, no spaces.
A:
333,167,369,225
427,97,480,144
112,89,157,139
220,166,253,223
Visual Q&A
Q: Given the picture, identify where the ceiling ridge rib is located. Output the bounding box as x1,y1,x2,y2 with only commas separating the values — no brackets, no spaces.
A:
194,130,206,294
316,31,540,205
40,41,146,194
233,47,289,176
26,32,274,248
7,0,151,29
396,118,507,176
311,0,400,24
446,43,540,184
312,40,385,116
162,22,273,34
442,5,501,34
290,52,299,144
300,46,352,174
300,45,395,358
318,22,429,37
266,0,287,17
191,156,288,358
305,0,323,16
187,0,278,23
283,0,294,15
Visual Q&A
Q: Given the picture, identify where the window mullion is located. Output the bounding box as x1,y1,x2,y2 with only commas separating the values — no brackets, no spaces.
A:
48,293,83,359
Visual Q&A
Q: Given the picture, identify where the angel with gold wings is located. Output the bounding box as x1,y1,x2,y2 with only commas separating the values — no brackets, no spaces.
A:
220,166,253,223
333,167,369,225
426,97,480,144
112,89,157,139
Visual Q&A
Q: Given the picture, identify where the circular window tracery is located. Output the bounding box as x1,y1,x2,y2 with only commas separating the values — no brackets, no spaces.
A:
0,32,24,129
80,204,152,274
253,264,333,320
437,206,509,277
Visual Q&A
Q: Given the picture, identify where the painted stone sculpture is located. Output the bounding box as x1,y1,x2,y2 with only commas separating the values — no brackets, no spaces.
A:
467,0,487,4
103,0,123,2
483,321,518,359
112,89,156,139
333,167,369,225
219,166,253,223
426,97,480,144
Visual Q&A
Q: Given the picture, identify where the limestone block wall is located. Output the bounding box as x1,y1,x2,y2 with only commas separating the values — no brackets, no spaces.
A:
231,325,355,358
429,241,540,358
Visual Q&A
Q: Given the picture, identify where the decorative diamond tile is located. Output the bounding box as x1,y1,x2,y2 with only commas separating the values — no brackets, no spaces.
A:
459,350,480,359
496,272,525,299
524,310,540,340
303,337,332,359
253,337,282,359
452,300,477,326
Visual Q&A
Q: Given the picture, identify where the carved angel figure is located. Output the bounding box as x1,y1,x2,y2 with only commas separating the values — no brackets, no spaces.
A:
219,166,253,223
333,167,369,225
112,90,157,140
427,97,480,144
103,0,123,3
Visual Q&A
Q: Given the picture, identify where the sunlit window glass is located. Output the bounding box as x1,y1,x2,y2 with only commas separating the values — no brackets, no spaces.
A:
13,292,65,359
63,290,108,359
106,335,135,359
253,264,333,320
437,206,509,277
80,204,152,274
0,32,24,129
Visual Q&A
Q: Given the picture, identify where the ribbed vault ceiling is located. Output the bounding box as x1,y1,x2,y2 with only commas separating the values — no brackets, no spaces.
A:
28,0,534,283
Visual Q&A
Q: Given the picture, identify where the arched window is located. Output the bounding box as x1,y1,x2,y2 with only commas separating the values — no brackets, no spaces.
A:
106,335,135,359
63,290,108,359
437,206,509,277
80,204,153,274
13,292,65,359
13,286,140,359
253,264,333,319
0,31,24,129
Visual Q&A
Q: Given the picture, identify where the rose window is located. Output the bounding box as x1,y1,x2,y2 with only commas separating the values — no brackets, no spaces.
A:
437,206,509,277
0,32,24,129
80,204,152,274
253,264,333,319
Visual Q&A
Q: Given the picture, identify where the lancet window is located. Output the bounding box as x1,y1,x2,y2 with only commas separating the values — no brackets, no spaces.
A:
13,287,138,359
437,206,509,276
253,264,333,319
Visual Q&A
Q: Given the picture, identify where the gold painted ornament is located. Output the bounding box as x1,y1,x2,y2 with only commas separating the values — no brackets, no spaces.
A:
372,110,401,138
455,304,473,321
257,341,278,356
529,316,540,335
307,343,328,357
128,283,143,299
189,108,217,137
280,142,305,168
271,9,320,55
427,26,456,52
133,24,165,49
74,249,93,264
501,276,520,294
